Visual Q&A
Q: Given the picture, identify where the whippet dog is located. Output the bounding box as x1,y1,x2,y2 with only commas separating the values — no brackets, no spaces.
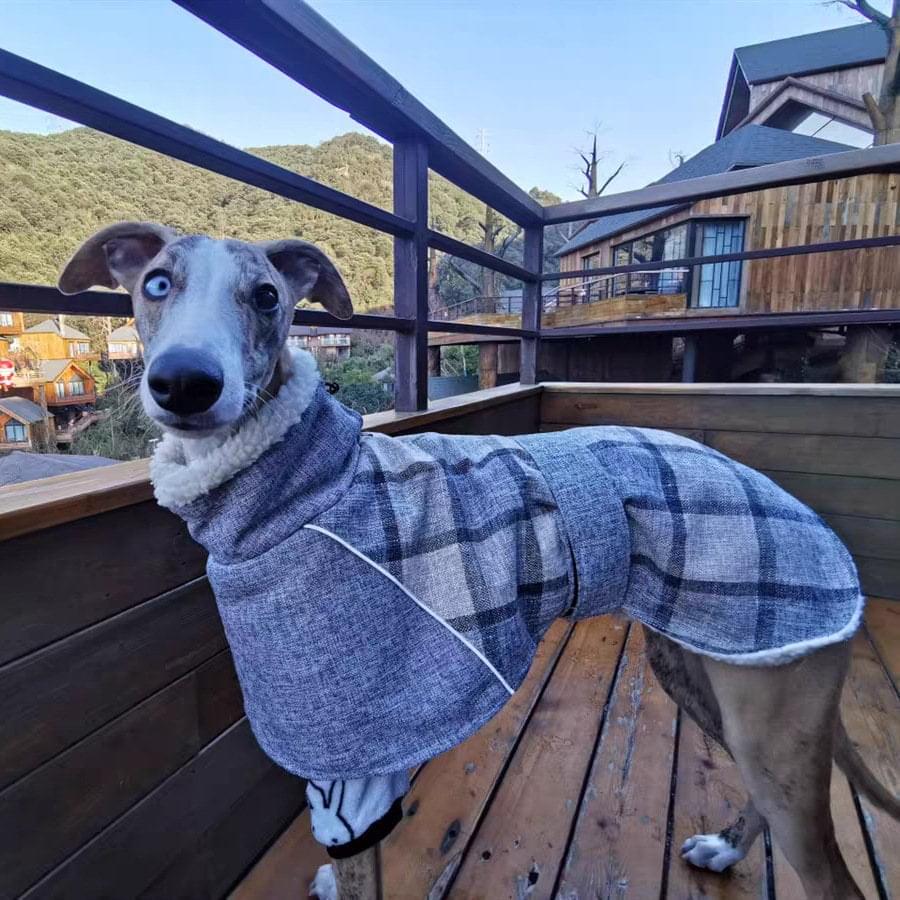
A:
59,223,898,900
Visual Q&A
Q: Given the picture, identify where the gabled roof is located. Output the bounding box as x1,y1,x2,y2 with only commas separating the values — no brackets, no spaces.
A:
25,319,91,340
0,396,48,424
289,325,354,337
108,324,140,342
556,126,853,257
39,359,90,383
735,22,886,86
718,23,886,138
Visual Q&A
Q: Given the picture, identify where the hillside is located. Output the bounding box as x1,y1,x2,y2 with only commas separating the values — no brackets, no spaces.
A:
0,128,555,315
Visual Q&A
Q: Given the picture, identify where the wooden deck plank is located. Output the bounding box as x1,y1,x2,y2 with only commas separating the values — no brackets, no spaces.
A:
865,598,899,687
556,624,678,899
841,629,900,899
381,619,573,898
446,617,629,899
229,619,573,900
666,716,765,900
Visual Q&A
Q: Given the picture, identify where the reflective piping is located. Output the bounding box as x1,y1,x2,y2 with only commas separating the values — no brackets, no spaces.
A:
304,523,515,694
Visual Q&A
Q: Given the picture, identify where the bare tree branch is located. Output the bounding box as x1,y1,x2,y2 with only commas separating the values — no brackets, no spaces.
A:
446,259,481,291
863,90,888,129
835,0,891,32
597,161,626,196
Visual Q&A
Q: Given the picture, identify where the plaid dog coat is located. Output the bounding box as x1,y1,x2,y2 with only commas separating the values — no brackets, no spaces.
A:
152,349,863,783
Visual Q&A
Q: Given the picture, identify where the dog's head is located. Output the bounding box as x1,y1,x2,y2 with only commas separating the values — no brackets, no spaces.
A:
59,222,353,437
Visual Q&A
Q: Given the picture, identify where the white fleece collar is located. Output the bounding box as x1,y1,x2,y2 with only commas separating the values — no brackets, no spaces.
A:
150,348,320,509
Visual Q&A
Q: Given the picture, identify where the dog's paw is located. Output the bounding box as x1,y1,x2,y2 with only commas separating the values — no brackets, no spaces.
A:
681,833,744,872
309,863,338,900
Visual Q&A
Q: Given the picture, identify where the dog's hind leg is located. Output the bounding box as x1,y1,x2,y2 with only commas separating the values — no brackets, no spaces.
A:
702,641,864,900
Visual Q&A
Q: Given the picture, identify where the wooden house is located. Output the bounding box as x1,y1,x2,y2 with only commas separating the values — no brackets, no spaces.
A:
18,318,96,362
0,395,51,451
106,323,142,361
286,324,352,361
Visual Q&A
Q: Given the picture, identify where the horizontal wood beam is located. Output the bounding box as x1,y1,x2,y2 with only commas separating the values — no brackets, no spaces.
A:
175,0,545,228
544,143,900,224
428,230,538,283
540,307,900,339
0,282,415,333
0,49,413,237
543,234,900,281
426,319,535,338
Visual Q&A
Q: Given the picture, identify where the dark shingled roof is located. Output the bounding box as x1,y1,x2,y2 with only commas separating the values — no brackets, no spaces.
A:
0,396,48,424
735,22,887,85
556,126,853,257
25,318,91,340
0,450,116,487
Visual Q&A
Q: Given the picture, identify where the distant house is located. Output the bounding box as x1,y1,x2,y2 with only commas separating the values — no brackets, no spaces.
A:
107,323,142,360
0,396,51,451
0,311,24,359
19,318,95,361
286,325,352,361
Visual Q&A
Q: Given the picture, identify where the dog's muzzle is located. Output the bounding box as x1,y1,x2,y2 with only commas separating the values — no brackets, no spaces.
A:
147,346,224,416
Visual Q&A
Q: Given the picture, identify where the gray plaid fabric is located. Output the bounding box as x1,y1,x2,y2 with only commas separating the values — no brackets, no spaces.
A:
158,384,862,781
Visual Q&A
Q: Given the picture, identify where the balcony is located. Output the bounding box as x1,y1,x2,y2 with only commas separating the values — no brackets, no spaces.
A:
46,383,96,407
0,381,898,899
0,2,897,898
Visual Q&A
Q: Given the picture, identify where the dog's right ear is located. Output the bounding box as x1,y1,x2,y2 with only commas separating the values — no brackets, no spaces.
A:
58,222,177,295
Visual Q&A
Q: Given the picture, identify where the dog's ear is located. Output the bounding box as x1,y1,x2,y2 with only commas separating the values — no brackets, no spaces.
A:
59,222,177,295
260,240,354,321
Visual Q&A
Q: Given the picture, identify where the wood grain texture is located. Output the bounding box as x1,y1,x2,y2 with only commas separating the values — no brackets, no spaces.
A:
448,617,629,899
865,598,899,686
0,651,242,898
381,619,572,898
556,625,678,899
856,557,900,602
666,716,765,900
19,720,290,900
0,500,206,666
761,471,900,523
0,577,225,791
540,391,900,439
841,630,900,899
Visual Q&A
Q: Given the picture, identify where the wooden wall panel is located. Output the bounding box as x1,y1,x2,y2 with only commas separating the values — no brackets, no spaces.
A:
0,500,206,667
541,386,900,599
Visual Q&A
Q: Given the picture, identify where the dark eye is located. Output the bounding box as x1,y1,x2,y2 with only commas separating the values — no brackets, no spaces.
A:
253,284,279,312
143,270,171,300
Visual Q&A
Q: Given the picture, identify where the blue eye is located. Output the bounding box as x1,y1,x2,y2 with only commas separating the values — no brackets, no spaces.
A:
143,270,171,300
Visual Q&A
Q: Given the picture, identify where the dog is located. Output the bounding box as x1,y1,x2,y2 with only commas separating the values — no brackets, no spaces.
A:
59,223,898,900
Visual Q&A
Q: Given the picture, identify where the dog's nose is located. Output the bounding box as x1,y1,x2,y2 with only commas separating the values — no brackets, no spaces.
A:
147,348,224,415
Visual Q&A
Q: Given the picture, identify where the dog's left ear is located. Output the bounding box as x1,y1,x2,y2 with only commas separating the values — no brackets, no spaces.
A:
260,240,353,320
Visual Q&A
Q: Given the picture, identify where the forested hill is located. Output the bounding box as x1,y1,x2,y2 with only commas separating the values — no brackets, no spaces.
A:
0,128,558,313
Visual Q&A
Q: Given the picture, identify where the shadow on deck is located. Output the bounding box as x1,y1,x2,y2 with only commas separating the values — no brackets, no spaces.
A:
234,601,899,900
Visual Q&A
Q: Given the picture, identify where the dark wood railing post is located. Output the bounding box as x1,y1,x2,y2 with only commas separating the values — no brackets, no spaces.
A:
519,225,544,385
393,138,429,411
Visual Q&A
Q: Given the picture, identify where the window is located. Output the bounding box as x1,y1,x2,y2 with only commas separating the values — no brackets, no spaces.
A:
69,341,90,355
4,422,26,442
0,313,13,327
69,378,86,396
694,220,745,308
55,381,65,399
612,223,689,296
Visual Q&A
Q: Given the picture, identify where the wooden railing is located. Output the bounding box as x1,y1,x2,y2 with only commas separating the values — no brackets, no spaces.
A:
1,0,900,411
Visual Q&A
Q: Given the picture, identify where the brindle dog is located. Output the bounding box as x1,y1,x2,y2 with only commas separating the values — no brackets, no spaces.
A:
59,223,899,900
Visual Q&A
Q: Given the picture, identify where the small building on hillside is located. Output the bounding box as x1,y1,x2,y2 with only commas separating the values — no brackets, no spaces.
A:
286,325,352,361
19,318,95,362
10,359,99,441
0,310,24,358
107,323,142,360
0,396,52,451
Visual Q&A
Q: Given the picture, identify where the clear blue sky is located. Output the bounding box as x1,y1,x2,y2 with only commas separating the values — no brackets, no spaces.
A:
0,0,887,200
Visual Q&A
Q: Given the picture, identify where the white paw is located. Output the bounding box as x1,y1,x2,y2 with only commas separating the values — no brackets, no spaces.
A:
681,833,744,872
309,863,338,900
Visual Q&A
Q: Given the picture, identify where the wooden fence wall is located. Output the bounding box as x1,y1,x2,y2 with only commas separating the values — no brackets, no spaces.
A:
0,386,540,900
541,383,900,600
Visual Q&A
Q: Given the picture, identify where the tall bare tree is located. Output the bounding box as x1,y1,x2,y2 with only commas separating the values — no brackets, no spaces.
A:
839,0,900,143
576,130,625,198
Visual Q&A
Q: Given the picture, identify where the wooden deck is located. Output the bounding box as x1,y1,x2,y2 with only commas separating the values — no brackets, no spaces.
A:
233,600,899,900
